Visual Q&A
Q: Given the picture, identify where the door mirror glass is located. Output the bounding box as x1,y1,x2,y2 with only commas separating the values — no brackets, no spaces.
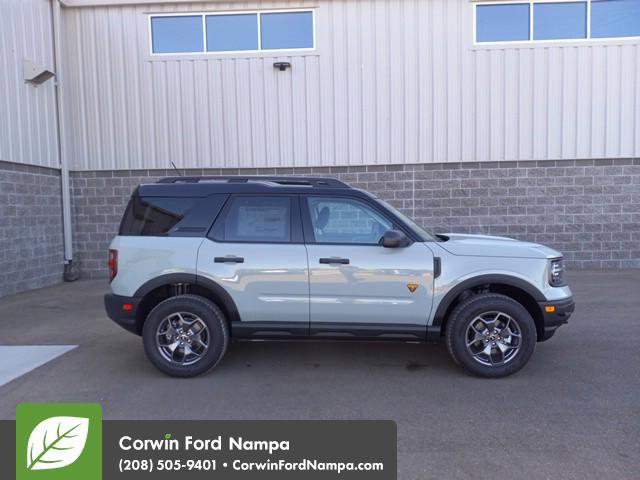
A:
381,230,411,248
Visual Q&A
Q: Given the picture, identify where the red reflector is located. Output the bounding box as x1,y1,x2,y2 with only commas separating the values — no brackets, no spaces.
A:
108,249,118,283
122,303,133,311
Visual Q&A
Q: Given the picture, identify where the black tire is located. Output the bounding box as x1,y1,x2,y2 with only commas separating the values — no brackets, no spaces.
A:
445,293,536,378
142,294,229,378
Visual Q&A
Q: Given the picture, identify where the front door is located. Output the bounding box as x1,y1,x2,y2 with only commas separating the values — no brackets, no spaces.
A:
197,194,309,335
302,195,434,338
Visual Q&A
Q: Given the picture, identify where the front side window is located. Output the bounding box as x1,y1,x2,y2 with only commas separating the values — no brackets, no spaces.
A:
212,196,291,243
475,0,640,43
306,197,393,245
150,10,315,55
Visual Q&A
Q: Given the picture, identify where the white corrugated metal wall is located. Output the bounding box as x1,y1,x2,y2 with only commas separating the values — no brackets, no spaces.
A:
60,0,640,171
0,0,59,168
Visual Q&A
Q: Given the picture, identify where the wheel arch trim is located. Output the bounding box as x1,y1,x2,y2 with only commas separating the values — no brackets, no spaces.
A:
133,273,241,325
431,274,546,327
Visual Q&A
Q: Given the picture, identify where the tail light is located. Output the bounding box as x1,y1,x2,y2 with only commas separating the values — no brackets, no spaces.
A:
108,249,118,282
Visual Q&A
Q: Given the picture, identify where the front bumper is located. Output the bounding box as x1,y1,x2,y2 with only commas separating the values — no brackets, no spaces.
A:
104,294,142,335
538,296,575,341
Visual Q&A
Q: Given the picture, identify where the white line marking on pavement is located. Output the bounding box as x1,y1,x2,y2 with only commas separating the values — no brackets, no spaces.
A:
0,345,77,387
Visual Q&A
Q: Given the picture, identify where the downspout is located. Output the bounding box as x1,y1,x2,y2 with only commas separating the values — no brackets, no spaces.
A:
50,0,78,281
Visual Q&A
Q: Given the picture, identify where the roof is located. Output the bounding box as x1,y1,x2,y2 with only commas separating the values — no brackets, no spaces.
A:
136,175,366,198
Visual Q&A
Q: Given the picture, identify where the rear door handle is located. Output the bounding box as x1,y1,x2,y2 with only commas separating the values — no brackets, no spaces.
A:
214,256,244,263
319,257,350,265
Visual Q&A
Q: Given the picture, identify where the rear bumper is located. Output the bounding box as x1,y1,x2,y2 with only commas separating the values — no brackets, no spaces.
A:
104,294,141,335
538,296,575,341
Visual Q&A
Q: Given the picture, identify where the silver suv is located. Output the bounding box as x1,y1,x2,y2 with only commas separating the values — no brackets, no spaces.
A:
105,176,574,378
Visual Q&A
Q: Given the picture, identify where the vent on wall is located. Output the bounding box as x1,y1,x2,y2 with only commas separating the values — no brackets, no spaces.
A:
23,59,55,86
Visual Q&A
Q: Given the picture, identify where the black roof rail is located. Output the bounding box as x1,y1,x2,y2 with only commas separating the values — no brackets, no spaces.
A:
156,175,350,188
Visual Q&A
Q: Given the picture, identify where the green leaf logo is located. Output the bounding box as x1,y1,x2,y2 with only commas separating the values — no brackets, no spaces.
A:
26,416,89,471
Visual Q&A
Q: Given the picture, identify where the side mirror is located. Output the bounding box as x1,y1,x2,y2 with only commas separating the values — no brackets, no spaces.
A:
381,230,411,248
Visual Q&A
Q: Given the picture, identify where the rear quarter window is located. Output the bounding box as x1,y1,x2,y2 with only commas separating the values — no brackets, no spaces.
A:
119,196,200,236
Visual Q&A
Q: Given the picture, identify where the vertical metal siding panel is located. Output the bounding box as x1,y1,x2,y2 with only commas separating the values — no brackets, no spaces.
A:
590,47,606,157
207,60,226,167
374,0,390,164
304,56,321,166
221,59,239,167
460,3,476,163
360,0,376,165
193,61,211,167
55,0,639,170
234,59,253,166
418,0,433,163
331,1,348,165
635,44,640,157
575,47,592,159
619,45,635,157
180,61,198,165
249,58,267,167
474,49,490,162
518,49,533,160
346,0,363,166
446,0,461,163
263,59,281,166
503,50,518,161
403,0,418,165
388,0,404,164
291,56,308,167
561,48,578,159
432,0,447,162
317,2,335,166
547,49,563,159
276,56,294,166
605,46,621,157
489,50,505,161
532,49,548,160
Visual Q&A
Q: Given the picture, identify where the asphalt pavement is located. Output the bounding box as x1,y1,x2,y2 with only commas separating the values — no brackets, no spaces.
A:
0,270,638,479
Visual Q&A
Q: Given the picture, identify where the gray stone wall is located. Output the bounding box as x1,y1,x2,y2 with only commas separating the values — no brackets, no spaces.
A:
70,158,640,279
0,161,64,297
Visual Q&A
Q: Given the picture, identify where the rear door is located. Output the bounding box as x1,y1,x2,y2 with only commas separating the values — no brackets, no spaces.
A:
302,195,434,337
196,194,309,334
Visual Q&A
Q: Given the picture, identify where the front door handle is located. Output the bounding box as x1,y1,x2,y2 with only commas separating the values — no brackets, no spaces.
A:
214,256,244,263
319,257,350,265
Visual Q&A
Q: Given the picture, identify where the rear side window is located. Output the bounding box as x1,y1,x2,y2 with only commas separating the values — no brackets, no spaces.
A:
119,196,200,236
211,196,291,243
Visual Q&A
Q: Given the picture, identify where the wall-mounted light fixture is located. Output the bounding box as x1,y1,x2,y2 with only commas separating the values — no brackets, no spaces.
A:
273,62,291,72
23,59,55,85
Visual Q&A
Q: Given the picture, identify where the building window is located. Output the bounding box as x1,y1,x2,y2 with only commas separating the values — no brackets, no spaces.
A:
475,0,640,43
150,9,315,55
206,14,258,52
534,2,587,40
591,0,640,38
476,4,530,42
260,12,314,50
151,16,204,53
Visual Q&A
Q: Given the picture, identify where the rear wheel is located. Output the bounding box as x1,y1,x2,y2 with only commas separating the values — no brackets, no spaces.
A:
445,293,536,378
142,295,229,377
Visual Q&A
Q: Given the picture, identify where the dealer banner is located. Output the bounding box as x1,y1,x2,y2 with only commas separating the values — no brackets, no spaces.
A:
1,403,396,479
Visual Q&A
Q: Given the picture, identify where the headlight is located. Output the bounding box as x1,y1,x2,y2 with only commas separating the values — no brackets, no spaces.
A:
549,258,565,286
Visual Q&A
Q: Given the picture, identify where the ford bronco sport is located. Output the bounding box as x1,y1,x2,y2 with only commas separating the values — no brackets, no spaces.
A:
105,176,574,378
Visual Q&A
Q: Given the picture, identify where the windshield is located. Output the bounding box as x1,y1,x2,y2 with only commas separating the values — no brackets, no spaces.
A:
374,198,438,242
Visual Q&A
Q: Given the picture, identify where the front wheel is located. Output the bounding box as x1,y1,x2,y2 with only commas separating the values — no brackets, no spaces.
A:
445,293,537,378
142,295,229,377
